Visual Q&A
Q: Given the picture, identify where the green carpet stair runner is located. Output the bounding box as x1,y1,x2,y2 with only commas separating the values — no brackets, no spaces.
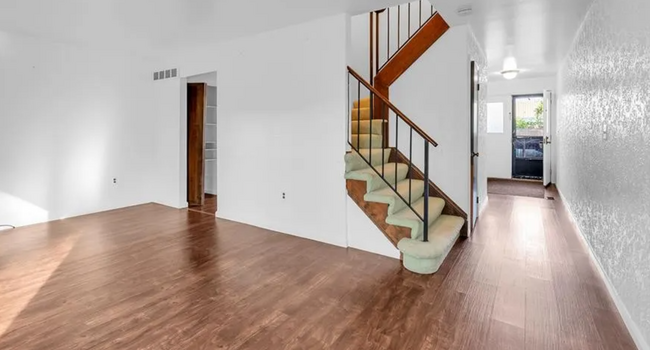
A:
345,97,464,274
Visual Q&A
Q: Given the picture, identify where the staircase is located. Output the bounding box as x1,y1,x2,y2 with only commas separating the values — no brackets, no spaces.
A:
345,2,466,275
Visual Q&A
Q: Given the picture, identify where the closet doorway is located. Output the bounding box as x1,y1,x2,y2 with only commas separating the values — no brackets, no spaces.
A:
186,72,218,215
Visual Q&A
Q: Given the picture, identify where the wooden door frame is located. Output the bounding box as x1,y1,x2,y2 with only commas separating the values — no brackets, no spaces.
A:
187,83,207,207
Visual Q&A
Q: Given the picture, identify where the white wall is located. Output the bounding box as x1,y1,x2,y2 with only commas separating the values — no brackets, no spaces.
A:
485,76,557,180
0,30,158,227
346,198,399,259
556,0,650,347
153,14,350,247
390,25,472,215
150,78,185,209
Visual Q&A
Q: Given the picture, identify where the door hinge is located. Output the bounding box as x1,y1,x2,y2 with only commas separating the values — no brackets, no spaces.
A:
476,197,479,204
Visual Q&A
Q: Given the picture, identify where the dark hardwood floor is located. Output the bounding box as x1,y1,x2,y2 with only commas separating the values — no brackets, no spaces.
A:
0,190,637,349
188,194,217,215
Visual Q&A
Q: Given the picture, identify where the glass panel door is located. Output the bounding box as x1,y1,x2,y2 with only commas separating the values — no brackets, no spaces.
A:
512,95,544,179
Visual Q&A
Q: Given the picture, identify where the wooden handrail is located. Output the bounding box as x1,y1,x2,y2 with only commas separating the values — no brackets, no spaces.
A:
347,66,438,147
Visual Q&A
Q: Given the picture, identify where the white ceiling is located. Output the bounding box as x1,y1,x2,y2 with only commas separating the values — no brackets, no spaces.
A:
1,0,593,80
433,0,594,81
0,0,402,53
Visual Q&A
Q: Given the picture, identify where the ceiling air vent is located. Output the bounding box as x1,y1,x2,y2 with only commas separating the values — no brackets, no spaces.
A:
154,68,179,81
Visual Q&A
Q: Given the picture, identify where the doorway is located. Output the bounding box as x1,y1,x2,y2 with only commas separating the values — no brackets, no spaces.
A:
512,94,544,180
469,61,479,230
186,72,218,216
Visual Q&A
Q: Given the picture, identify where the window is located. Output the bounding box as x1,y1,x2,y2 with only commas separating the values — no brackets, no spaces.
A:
487,102,504,133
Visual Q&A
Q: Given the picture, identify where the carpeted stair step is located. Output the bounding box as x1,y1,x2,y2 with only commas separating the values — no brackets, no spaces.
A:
351,120,384,135
353,97,371,108
345,163,410,192
364,178,425,215
351,134,383,149
386,196,446,239
397,215,465,274
345,149,392,172
350,107,372,120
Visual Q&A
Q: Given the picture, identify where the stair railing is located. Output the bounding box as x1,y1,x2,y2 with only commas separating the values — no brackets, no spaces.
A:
369,0,437,83
348,66,437,242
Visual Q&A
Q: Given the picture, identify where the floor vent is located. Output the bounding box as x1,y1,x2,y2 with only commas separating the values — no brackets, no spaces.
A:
546,196,555,200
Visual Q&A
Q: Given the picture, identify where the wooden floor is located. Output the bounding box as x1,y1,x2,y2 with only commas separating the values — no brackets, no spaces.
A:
487,178,547,199
188,194,217,215
0,191,637,349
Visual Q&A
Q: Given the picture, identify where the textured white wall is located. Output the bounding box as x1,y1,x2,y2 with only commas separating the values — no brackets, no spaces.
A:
557,0,650,347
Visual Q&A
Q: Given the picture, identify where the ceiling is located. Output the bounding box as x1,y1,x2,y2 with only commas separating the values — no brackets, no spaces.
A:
0,0,402,54
433,0,594,81
1,0,593,80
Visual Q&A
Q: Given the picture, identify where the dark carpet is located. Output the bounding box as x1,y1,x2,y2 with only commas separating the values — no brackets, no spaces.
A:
488,178,545,198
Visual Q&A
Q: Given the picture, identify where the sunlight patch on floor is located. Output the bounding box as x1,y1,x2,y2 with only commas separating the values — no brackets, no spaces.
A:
0,230,80,337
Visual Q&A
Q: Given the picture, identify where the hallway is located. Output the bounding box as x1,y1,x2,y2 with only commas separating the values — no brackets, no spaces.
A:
0,193,636,349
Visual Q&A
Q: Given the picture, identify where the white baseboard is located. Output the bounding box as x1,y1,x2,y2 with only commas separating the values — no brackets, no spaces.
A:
556,187,649,350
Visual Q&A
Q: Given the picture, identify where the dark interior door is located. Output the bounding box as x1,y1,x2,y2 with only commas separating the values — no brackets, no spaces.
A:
187,83,206,207
470,61,479,229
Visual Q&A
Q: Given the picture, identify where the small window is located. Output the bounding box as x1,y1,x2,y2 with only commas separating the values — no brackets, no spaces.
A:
487,102,504,133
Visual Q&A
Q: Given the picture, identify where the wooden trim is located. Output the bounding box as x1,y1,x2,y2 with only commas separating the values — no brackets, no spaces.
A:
390,149,469,235
346,179,412,247
187,83,207,207
374,13,449,88
348,66,438,146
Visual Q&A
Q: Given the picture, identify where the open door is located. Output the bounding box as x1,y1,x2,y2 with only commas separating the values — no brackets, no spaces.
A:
187,83,207,207
542,90,552,186
470,61,480,230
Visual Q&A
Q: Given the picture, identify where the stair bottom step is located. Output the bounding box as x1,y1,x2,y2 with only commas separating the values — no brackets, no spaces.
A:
397,215,464,274
401,241,456,274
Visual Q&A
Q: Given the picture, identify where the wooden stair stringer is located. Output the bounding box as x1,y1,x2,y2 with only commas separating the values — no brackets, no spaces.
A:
374,13,451,89
346,179,412,249
372,13,451,147
390,149,469,236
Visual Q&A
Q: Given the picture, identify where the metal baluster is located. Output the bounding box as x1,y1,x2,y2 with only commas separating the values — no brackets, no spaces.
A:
423,141,430,242
375,13,380,76
387,8,390,63
369,93,373,164
397,6,401,48
381,102,385,177
394,112,398,192
357,81,361,151
409,127,413,204
369,12,374,85
408,3,411,38
431,4,434,17
347,73,350,145
419,0,422,26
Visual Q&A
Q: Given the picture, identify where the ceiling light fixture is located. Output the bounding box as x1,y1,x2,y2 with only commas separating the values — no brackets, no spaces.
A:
501,56,520,80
